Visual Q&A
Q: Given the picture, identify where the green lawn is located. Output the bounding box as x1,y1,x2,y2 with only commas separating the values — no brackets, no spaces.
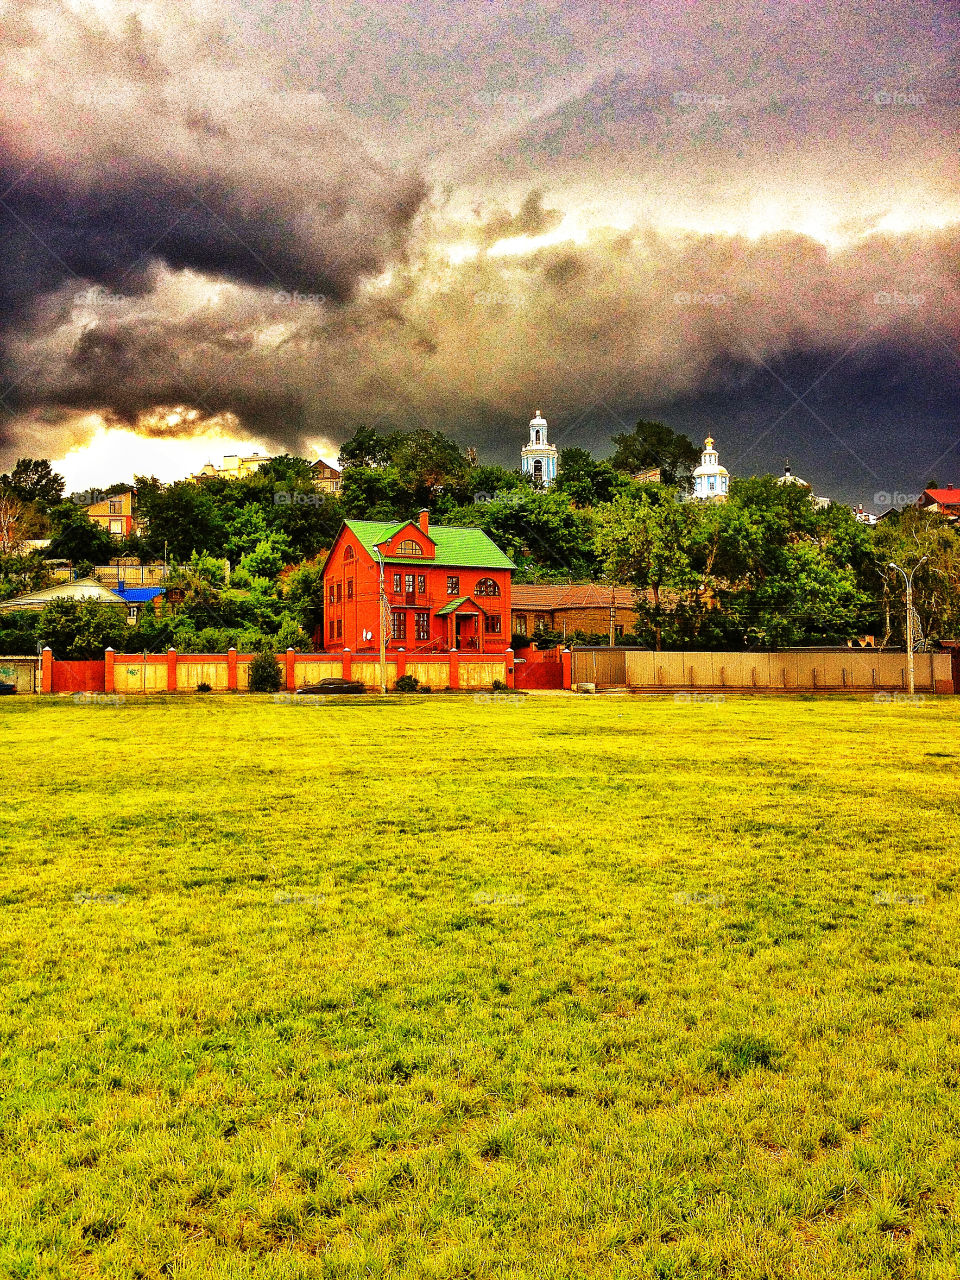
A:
1,692,959,1279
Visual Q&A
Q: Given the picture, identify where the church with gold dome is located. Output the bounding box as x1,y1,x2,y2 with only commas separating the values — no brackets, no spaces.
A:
692,436,730,500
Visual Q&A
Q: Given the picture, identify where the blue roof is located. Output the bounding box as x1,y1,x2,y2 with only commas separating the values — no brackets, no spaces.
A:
115,586,165,602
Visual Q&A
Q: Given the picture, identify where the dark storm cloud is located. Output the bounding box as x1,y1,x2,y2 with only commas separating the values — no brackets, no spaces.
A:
0,0,958,499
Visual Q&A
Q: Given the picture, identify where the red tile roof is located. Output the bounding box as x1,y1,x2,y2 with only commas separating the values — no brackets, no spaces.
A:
922,488,960,506
511,583,636,610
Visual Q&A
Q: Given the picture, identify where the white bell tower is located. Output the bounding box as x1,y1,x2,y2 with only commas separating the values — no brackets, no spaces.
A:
520,410,558,487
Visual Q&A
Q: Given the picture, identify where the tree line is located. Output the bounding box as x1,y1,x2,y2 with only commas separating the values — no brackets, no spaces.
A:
0,422,955,657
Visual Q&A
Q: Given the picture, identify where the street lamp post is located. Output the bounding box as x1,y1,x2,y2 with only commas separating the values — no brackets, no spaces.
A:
372,547,388,695
888,557,927,695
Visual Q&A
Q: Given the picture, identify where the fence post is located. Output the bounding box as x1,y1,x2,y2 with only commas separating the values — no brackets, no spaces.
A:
227,647,238,692
104,647,115,694
396,649,407,680
167,648,178,693
286,648,296,690
505,648,515,689
561,648,572,690
448,650,459,690
342,648,352,680
41,646,53,694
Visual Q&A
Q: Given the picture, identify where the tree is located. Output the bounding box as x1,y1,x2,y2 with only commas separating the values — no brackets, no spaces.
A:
0,492,25,552
37,599,128,659
595,492,699,649
873,507,960,645
47,504,117,564
555,448,626,506
338,427,394,469
0,458,65,510
134,481,227,561
609,420,700,487
248,648,282,693
284,562,326,637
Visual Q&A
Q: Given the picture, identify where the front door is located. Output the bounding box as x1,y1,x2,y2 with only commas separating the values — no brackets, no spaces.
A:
455,614,479,651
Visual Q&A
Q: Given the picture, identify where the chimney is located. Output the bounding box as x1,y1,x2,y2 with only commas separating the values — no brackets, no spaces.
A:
418,509,429,534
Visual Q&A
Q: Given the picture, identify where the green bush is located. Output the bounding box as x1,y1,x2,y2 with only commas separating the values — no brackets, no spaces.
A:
248,649,282,693
491,679,508,692
196,682,212,693
394,674,419,693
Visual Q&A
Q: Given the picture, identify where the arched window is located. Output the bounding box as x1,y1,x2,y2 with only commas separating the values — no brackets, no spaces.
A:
475,578,500,596
344,545,354,560
396,540,423,556
535,430,541,444
533,459,543,481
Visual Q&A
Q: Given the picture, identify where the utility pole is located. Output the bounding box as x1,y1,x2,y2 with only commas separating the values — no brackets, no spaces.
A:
889,557,927,695
373,547,388,694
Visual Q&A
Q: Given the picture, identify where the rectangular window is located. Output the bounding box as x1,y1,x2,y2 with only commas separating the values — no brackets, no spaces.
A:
329,618,335,637
515,613,527,636
415,612,429,642
534,612,547,629
417,575,426,595
109,499,122,514
405,573,415,594
484,614,502,634
336,582,342,603
391,611,407,640
336,619,342,638
393,573,401,593
346,578,354,600
447,576,459,596
329,584,335,603
109,519,124,535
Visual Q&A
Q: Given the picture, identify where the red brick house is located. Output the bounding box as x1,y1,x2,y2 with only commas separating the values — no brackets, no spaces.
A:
321,513,514,653
511,583,639,639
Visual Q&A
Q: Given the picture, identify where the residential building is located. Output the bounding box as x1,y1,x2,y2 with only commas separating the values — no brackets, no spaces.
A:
189,452,273,482
84,490,136,537
321,512,514,653
310,459,342,494
113,585,165,623
918,486,960,519
692,437,729,500
521,410,558,487
0,576,128,613
512,583,638,639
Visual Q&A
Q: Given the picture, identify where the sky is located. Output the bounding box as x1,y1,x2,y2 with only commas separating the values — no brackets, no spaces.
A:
0,0,958,502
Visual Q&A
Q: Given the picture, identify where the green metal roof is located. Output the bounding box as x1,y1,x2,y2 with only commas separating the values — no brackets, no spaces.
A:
341,519,515,571
436,596,470,616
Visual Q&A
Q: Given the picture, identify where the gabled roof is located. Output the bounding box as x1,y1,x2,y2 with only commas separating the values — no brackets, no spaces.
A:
338,519,515,571
0,576,127,611
921,488,960,506
436,595,488,616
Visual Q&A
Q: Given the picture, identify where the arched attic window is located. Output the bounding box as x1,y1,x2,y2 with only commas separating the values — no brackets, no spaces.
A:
475,578,500,596
344,545,355,560
396,540,423,555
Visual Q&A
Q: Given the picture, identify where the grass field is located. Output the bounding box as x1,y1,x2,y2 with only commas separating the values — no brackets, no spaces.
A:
2,692,959,1279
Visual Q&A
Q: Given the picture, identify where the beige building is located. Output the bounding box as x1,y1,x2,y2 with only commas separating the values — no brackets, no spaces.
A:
84,490,136,537
189,453,274,482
